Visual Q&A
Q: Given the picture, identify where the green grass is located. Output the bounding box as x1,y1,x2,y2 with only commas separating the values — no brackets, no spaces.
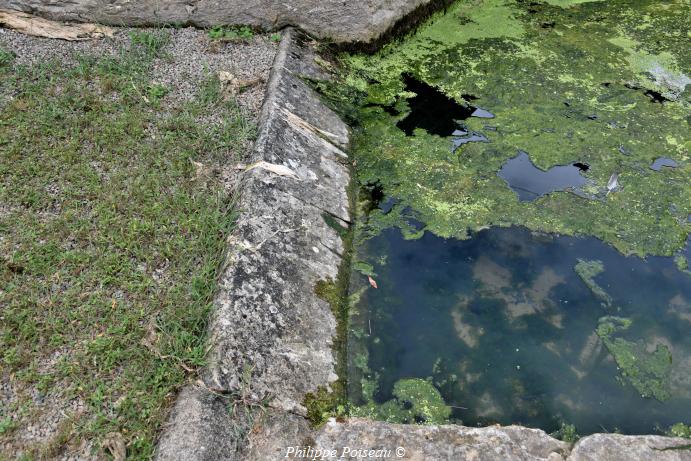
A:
0,31,254,459
208,25,255,42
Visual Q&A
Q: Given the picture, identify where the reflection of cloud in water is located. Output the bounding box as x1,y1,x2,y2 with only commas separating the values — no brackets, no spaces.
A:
472,257,566,325
451,297,484,348
668,294,691,323
670,356,691,399
472,255,511,290
475,392,502,418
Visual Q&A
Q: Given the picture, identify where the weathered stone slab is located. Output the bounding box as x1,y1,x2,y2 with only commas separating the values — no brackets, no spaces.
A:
569,434,691,461
156,27,350,461
202,27,350,414
154,387,237,461
0,0,439,43
246,417,570,461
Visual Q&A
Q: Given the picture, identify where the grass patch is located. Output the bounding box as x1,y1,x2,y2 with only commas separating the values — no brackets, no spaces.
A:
208,25,255,42
0,31,253,459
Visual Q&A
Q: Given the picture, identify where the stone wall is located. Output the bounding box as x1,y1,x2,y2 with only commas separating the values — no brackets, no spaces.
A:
0,0,438,43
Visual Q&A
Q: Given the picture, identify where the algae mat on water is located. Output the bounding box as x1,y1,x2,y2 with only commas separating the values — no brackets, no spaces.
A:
330,0,690,257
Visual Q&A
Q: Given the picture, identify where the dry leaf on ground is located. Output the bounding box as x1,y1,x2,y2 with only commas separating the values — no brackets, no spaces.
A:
102,432,126,461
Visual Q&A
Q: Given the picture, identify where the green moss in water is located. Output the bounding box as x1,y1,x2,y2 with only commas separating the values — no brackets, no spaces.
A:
324,0,691,257
670,423,691,439
596,316,672,402
352,378,451,425
304,386,347,426
574,259,612,307
551,423,580,444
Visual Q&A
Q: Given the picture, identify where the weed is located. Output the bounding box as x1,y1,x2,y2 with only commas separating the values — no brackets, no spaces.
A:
129,30,170,57
198,71,222,106
147,82,169,101
208,25,254,42
0,47,14,67
0,417,17,435
270,33,282,43
670,423,691,439
551,423,580,444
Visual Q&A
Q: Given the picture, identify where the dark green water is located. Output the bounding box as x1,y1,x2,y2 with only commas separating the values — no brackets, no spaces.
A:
348,226,691,434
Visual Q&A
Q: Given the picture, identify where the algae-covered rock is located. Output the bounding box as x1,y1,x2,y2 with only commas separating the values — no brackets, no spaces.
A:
596,316,672,401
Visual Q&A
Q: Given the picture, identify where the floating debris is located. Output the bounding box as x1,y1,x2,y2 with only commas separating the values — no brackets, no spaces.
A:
606,173,619,194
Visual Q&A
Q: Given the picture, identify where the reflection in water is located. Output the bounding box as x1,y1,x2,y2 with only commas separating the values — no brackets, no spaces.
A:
348,226,691,434
650,157,678,171
497,151,590,201
396,74,494,137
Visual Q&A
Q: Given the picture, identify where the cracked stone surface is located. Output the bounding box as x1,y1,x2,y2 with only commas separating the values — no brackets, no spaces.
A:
0,0,437,43
201,28,350,414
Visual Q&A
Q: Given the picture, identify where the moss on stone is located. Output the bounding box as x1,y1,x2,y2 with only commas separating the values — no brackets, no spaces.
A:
596,316,672,402
305,164,357,427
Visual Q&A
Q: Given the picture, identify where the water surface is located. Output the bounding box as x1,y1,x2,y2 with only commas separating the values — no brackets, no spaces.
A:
349,226,691,434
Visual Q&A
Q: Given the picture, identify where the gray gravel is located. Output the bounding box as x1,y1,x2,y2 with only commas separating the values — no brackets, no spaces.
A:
0,26,277,116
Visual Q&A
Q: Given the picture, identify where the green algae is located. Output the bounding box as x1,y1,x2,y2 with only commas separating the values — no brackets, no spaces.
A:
574,259,612,307
326,0,691,257
542,0,604,6
670,422,691,439
596,316,672,402
352,378,451,424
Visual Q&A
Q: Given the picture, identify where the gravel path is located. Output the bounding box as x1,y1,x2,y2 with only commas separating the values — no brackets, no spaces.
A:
0,26,277,116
